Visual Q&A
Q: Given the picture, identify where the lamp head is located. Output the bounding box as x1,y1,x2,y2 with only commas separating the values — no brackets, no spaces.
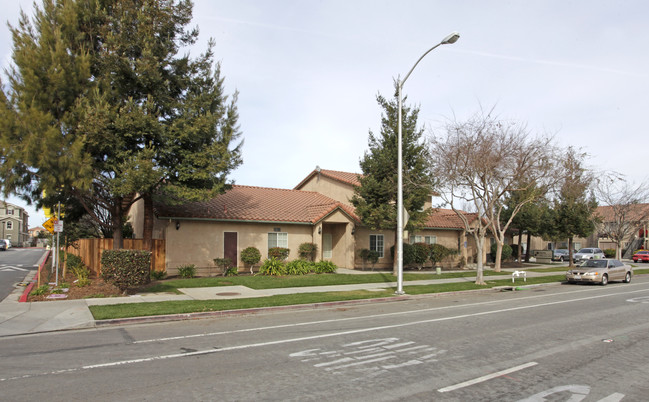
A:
441,31,460,45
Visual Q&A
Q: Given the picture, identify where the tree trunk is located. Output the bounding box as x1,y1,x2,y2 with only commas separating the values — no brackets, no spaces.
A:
494,241,502,272
474,232,486,285
143,193,154,251
517,231,523,264
112,198,124,250
568,237,574,267
525,234,532,262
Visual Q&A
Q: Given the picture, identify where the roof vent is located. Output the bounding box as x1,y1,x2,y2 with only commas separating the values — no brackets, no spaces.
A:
315,165,321,173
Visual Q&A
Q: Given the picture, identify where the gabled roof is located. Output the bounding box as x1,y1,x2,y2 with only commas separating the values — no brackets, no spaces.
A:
154,185,359,224
595,203,649,223
294,168,362,190
423,208,479,230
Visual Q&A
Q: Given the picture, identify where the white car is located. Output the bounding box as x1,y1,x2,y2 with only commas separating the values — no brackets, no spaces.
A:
1,239,10,249
573,247,605,263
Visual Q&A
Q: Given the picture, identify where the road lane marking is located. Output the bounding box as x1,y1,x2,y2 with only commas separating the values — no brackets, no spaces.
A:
438,362,538,393
134,284,649,344
4,285,649,383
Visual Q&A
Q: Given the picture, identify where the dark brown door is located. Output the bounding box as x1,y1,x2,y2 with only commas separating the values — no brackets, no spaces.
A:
224,232,237,266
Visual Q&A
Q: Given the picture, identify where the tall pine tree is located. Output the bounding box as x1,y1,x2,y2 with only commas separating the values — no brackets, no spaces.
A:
351,84,434,273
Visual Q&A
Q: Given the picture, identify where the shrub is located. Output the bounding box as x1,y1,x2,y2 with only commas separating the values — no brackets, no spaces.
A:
298,243,318,261
268,247,290,261
359,248,380,270
604,248,616,258
313,260,337,274
101,249,151,293
150,270,167,280
31,285,49,296
390,243,415,267
241,246,261,273
68,253,91,287
411,243,431,270
258,258,286,276
177,264,196,279
490,243,513,262
286,259,311,275
214,258,237,276
430,244,453,265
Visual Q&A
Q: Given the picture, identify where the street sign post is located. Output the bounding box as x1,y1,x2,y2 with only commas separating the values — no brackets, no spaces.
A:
53,220,63,233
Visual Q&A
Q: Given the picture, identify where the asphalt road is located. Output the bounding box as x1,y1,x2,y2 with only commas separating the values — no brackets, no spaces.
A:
0,248,47,299
1,276,648,401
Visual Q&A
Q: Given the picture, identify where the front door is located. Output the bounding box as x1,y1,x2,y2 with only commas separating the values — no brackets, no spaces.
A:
224,232,237,266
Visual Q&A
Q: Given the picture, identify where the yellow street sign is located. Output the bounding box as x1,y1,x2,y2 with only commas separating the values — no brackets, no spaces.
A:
43,217,56,234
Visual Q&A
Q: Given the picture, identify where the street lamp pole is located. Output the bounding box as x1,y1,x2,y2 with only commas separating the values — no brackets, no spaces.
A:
396,31,460,295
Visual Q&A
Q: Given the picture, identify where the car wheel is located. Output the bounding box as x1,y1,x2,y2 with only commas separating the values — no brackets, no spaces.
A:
559,256,564,262
624,272,631,283
601,274,608,286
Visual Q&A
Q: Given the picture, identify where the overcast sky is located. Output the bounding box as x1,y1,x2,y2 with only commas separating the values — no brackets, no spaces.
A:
2,0,648,227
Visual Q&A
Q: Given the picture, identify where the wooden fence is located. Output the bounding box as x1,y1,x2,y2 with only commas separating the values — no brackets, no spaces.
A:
65,238,166,274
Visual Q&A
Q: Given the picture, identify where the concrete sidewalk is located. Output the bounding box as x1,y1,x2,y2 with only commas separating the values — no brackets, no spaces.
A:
0,267,560,337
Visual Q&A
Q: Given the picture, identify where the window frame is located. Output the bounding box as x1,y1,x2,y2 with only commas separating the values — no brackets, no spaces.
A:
369,234,384,258
268,232,288,250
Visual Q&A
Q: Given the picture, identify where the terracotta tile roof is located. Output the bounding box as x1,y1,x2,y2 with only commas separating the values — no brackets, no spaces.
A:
154,185,359,224
423,208,478,230
294,168,362,189
595,203,649,222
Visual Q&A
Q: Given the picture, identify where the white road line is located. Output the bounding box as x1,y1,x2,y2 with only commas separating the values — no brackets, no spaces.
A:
437,362,538,393
134,284,649,344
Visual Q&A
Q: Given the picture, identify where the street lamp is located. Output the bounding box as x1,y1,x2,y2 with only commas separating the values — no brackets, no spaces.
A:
396,31,459,295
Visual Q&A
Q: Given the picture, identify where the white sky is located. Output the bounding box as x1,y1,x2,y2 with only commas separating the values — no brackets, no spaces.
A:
2,0,648,227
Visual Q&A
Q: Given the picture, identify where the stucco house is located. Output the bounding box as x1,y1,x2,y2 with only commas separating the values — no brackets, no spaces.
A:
1,201,29,246
129,168,489,274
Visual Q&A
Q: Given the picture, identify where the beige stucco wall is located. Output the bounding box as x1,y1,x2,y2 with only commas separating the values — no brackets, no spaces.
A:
163,219,317,274
353,227,396,270
298,174,355,206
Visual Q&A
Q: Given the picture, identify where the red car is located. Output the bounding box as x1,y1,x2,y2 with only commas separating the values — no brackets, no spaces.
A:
632,250,649,263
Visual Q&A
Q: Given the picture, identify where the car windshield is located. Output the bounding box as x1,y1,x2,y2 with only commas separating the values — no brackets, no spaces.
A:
577,249,592,253
583,260,607,268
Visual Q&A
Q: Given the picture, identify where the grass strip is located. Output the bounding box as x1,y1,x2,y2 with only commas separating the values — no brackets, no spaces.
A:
90,275,566,320
142,270,524,293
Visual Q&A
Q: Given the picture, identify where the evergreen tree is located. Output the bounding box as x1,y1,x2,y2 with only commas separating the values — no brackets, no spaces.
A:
547,147,598,266
0,0,242,249
351,85,434,273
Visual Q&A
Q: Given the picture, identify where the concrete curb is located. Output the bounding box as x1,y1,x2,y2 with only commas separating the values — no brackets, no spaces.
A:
18,250,50,303
94,283,554,328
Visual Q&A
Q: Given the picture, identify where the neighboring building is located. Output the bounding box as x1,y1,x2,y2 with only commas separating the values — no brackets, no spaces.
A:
1,201,29,246
128,168,490,274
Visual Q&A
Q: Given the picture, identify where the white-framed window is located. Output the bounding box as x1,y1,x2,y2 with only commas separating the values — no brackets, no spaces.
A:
409,235,437,245
268,232,288,249
369,234,384,258
6,221,12,230
6,209,13,215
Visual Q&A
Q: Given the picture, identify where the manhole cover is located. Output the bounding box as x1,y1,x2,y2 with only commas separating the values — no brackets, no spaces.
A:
215,292,241,296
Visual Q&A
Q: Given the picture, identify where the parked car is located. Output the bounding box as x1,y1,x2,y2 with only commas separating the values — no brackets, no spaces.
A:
0,239,7,251
565,259,632,285
573,247,605,263
1,239,10,249
632,250,649,263
552,249,571,262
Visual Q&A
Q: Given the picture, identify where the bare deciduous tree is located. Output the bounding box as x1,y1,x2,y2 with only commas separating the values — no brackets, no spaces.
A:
596,177,649,259
430,110,558,284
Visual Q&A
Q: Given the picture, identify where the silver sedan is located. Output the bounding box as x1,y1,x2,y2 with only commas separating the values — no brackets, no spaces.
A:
565,259,632,285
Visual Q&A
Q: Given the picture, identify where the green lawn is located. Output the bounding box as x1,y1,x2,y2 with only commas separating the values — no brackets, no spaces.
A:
90,275,566,320
141,269,521,294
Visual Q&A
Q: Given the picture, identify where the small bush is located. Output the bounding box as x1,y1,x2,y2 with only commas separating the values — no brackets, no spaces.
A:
490,243,513,262
359,249,380,270
268,247,290,261
411,243,431,270
177,264,196,279
214,258,237,276
430,244,453,265
313,260,337,274
286,259,311,275
258,258,287,276
150,270,167,280
390,243,416,267
31,285,49,296
68,254,91,286
101,249,151,292
241,246,261,272
298,243,318,261
604,248,616,258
